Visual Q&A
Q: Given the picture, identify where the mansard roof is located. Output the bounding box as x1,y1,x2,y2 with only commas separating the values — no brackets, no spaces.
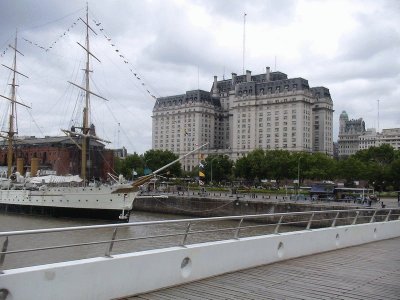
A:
154,89,221,109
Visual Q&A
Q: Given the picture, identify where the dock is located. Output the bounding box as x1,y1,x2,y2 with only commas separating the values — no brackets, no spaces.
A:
130,237,400,300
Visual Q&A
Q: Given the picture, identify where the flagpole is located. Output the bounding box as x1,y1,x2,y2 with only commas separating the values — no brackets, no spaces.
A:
242,12,247,75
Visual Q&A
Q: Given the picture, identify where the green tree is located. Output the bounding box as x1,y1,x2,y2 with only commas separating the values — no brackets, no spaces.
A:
234,155,252,180
301,152,336,181
203,154,233,183
115,152,144,179
353,145,396,189
336,157,366,186
143,149,181,177
265,150,292,185
247,149,268,180
389,158,400,190
354,144,395,165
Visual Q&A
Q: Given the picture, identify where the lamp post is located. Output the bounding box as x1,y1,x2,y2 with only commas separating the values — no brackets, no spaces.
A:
297,156,302,197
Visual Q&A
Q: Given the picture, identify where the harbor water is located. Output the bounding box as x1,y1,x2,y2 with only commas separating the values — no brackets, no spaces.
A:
0,211,297,270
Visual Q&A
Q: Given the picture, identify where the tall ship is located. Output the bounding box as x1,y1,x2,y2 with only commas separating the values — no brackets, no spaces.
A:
0,6,204,221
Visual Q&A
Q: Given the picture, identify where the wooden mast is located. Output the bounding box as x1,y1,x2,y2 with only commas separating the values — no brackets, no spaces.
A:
0,31,30,177
63,4,109,182
81,4,90,183
7,35,18,177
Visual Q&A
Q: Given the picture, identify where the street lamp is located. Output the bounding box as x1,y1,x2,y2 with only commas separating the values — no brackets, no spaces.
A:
297,156,302,196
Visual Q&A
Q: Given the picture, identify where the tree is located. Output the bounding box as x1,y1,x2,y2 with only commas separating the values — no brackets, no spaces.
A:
353,145,396,189
389,158,400,190
300,152,336,181
114,152,144,179
143,149,181,177
234,149,268,180
354,144,395,165
203,154,233,183
265,150,292,186
336,157,366,186
234,155,252,180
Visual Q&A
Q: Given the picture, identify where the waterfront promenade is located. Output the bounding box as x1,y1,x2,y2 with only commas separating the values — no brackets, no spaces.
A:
141,190,399,208
1,208,399,299
129,237,400,300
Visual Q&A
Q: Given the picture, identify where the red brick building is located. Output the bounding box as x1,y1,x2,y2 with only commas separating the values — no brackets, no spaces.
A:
0,136,114,180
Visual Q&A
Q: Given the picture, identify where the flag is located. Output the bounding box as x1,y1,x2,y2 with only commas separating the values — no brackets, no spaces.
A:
199,171,205,177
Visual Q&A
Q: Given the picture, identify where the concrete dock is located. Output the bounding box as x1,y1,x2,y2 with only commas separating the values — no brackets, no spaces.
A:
129,237,400,300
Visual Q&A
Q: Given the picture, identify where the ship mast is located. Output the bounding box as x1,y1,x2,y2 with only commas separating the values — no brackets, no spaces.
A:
63,4,109,184
0,31,30,177
82,4,91,182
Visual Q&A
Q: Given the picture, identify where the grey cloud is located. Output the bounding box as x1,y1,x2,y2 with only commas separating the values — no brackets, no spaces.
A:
193,0,298,25
338,24,400,61
1,0,400,153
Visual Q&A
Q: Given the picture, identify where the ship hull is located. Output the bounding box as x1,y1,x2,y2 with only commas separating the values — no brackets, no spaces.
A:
0,203,129,220
0,185,138,221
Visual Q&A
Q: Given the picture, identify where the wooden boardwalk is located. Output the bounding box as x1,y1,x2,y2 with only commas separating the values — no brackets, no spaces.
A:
128,237,400,299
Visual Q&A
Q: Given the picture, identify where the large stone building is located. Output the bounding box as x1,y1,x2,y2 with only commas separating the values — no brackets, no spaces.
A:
338,111,366,158
359,128,400,151
337,111,400,157
0,136,114,179
152,68,334,170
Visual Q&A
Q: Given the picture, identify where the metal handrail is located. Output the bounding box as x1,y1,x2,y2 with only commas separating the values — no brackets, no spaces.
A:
0,208,396,237
0,208,399,272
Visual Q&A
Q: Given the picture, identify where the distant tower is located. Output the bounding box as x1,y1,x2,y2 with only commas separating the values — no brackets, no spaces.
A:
339,111,349,134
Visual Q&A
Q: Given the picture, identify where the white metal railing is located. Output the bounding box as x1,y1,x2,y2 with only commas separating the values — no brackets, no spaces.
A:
0,208,399,272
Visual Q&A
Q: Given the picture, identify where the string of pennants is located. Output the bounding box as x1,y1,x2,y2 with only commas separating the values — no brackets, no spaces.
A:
0,46,9,58
22,18,81,52
198,153,205,186
9,10,159,101
91,18,158,100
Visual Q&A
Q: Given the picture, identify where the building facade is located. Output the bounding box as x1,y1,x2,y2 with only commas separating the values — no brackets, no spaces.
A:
0,136,114,179
359,128,400,150
152,68,334,170
338,111,366,158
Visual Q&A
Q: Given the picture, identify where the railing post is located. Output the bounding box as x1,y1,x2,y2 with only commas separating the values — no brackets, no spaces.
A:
181,222,191,247
352,211,360,225
370,210,378,223
306,213,314,230
0,237,9,274
234,218,244,239
274,215,284,234
384,209,392,222
105,228,118,258
331,212,340,227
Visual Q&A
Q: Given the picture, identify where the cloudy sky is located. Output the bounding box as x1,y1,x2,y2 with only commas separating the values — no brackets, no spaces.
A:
0,0,399,154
